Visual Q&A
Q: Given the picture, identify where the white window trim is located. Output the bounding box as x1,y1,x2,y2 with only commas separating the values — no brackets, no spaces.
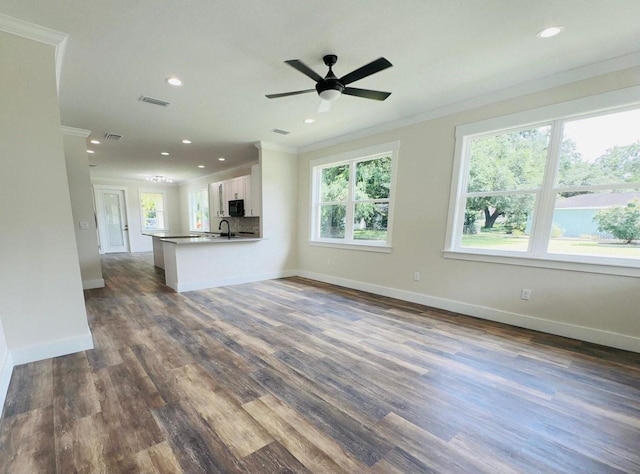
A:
309,141,399,251
139,189,168,232
445,85,640,277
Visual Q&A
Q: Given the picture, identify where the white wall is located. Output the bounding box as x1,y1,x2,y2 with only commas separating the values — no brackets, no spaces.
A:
91,178,181,252
297,66,640,353
260,147,297,268
0,31,93,364
63,133,104,288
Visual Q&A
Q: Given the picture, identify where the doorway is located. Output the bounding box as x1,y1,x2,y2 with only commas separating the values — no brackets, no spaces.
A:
94,186,130,253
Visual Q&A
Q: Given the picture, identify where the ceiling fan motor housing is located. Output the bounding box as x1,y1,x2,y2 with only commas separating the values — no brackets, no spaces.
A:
317,55,343,100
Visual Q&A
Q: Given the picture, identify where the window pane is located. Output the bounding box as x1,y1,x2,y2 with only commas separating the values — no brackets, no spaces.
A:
141,193,165,230
558,108,640,187
320,204,346,239
355,156,391,200
461,194,535,251
548,190,640,259
189,189,209,231
354,202,388,241
467,126,550,192
321,165,349,202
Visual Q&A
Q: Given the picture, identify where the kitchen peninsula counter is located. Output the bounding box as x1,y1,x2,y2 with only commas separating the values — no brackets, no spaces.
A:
144,231,264,292
161,235,261,245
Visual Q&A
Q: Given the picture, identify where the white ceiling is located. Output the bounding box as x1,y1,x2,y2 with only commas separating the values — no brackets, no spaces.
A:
2,0,640,183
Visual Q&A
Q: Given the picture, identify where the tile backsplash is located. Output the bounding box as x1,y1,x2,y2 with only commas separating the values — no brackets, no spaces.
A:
211,216,260,234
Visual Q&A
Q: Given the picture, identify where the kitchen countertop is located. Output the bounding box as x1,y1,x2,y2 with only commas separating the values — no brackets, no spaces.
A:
142,231,202,238
161,235,261,245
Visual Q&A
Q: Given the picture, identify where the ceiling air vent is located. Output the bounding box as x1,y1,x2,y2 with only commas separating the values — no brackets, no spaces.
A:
140,95,171,107
271,128,290,135
104,132,123,141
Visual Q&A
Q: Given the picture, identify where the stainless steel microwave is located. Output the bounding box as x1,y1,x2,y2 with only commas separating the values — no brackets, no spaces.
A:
229,199,245,217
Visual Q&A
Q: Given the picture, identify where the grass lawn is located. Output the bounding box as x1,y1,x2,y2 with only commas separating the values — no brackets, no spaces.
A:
354,229,387,240
462,232,640,258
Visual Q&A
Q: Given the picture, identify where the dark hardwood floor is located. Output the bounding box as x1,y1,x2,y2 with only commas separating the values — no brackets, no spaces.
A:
1,253,639,473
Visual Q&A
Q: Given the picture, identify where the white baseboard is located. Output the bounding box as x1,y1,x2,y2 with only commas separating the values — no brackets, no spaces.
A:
297,270,640,354
10,332,95,366
0,350,14,417
175,270,298,293
82,278,105,290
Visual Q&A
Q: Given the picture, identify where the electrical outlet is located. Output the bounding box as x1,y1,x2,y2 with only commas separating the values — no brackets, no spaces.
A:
413,271,421,281
79,221,90,230
326,259,331,268
521,289,531,300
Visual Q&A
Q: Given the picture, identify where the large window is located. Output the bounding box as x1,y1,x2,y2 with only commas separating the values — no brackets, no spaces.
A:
140,191,167,231
310,142,398,250
189,188,209,232
447,91,640,273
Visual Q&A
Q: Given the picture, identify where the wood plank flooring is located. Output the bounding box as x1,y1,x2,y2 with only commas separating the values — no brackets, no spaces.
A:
1,252,640,473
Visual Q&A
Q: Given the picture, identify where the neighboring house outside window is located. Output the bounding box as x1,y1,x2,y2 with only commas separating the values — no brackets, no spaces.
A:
310,142,399,251
140,191,167,231
189,188,210,232
446,88,640,276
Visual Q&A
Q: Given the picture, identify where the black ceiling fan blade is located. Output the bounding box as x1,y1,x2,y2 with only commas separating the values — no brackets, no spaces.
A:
265,89,315,99
343,87,391,101
284,60,324,82
339,57,393,85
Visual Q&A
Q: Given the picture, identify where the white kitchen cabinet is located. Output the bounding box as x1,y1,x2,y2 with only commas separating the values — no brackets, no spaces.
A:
227,177,245,201
210,171,259,218
209,181,225,217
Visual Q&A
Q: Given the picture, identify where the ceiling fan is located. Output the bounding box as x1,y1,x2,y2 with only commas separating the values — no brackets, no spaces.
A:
266,54,392,111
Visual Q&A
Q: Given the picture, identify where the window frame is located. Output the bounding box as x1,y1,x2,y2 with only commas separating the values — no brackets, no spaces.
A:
188,188,210,232
445,85,640,277
139,190,168,232
309,141,399,252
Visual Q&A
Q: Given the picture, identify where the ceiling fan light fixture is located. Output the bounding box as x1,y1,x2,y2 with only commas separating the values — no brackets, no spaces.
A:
319,89,341,102
146,175,173,183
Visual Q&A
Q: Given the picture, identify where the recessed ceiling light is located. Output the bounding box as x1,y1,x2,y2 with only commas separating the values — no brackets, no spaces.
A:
166,77,183,87
198,165,205,168
90,139,100,145
218,157,226,161
182,139,192,144
161,152,170,156
87,150,95,154
304,118,315,124
536,26,564,38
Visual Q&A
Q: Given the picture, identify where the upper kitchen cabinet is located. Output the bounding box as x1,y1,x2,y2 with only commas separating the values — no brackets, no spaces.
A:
210,181,225,218
225,177,244,202
209,166,261,218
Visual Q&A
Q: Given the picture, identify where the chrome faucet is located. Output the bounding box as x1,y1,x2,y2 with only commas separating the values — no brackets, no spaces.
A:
219,219,231,239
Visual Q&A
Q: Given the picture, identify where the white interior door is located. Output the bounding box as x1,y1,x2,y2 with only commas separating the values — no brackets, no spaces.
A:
95,188,130,253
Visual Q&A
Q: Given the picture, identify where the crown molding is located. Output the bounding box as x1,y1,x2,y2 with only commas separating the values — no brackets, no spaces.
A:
0,13,67,45
254,141,298,154
0,13,68,94
299,50,640,154
180,160,259,186
61,126,91,137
